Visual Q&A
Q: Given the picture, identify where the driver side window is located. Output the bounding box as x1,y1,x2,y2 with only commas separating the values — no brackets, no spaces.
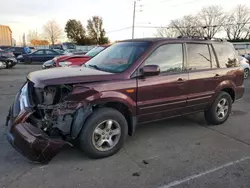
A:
144,43,183,73
34,50,44,55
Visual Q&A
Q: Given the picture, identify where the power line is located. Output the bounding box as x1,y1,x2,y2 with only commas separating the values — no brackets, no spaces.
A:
135,22,250,29
106,27,132,33
105,22,250,34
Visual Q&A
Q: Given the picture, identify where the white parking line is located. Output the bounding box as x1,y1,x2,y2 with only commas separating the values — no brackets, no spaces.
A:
159,156,250,188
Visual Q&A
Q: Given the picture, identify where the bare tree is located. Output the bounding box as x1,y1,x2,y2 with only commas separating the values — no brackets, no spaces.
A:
196,5,226,38
27,30,40,44
43,20,62,45
155,27,179,38
224,5,250,40
170,15,200,37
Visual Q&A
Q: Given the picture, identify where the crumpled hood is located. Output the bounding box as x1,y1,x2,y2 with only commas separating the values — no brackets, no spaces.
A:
27,66,113,88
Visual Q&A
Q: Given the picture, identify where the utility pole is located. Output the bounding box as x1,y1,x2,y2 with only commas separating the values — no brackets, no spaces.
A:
132,0,136,39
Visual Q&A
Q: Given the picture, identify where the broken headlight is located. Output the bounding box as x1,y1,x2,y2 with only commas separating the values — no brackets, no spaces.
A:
19,83,29,110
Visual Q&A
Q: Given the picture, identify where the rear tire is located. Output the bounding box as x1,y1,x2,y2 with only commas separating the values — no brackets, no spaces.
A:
204,91,232,125
78,107,128,159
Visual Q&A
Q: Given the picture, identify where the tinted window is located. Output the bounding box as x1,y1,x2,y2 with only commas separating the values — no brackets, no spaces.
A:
85,42,149,73
187,44,211,70
45,50,56,55
33,50,44,55
144,44,183,73
7,48,15,52
213,43,238,68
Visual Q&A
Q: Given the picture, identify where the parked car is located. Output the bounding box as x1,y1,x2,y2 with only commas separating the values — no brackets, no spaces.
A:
42,45,109,69
49,42,76,52
0,46,11,50
0,49,17,68
17,49,68,63
239,56,250,79
5,46,32,58
244,54,250,62
6,37,244,163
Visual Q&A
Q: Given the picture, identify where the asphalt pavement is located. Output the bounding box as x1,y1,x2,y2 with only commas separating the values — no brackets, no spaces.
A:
0,65,250,188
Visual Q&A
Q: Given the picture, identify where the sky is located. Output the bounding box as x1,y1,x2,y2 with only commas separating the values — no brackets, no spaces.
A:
0,0,249,44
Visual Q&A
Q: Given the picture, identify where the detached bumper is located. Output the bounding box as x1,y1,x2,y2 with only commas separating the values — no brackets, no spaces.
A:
6,88,66,163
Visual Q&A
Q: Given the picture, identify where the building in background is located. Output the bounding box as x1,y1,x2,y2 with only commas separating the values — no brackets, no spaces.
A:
0,25,12,46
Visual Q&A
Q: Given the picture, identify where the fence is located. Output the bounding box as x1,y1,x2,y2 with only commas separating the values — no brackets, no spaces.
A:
34,45,96,53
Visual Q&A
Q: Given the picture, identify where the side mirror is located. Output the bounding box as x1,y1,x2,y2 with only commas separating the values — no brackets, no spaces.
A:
141,65,160,77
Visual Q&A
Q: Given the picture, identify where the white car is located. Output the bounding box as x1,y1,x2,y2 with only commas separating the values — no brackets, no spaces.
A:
239,56,250,79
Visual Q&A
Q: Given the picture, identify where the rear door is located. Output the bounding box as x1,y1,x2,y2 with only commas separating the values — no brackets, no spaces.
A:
185,43,220,112
137,43,189,123
44,50,59,61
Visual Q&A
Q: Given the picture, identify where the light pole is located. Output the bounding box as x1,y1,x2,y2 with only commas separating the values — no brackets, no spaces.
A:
132,0,136,39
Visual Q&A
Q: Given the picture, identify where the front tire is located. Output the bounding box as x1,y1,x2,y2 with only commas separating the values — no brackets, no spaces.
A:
24,58,32,64
78,107,128,159
2,61,8,69
204,91,232,125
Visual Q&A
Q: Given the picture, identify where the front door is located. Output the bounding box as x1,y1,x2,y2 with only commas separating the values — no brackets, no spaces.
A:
137,43,188,123
185,43,220,112
31,50,45,62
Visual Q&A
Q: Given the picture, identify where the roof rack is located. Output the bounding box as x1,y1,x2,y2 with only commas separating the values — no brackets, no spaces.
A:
177,36,227,42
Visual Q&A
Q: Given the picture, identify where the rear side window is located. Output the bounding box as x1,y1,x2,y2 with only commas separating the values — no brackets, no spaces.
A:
45,50,56,55
213,43,238,68
144,43,183,73
34,50,44,55
187,43,211,70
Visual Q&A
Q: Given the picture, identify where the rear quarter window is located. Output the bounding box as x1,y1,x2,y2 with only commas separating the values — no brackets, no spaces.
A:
213,43,239,68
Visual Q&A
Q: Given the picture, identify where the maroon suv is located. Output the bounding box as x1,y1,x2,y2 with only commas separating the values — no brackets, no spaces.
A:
6,37,244,163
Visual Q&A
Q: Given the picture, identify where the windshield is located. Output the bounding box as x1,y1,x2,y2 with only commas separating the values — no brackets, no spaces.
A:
85,46,106,57
85,42,150,73
64,43,76,49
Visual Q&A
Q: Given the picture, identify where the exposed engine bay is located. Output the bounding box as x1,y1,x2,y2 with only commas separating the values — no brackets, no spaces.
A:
29,84,78,139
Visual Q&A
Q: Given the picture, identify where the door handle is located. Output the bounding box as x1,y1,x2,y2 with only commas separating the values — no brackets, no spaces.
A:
214,74,220,78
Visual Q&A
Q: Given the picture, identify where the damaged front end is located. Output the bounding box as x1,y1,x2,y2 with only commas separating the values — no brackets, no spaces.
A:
6,81,91,163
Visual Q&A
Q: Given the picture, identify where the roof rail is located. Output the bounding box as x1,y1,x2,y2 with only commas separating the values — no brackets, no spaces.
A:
177,36,227,42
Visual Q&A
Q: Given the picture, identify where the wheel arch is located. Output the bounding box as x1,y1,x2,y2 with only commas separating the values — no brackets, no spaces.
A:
70,91,137,139
94,101,137,136
215,80,236,102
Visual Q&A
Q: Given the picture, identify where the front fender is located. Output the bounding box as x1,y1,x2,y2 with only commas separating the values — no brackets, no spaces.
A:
86,91,136,115
66,86,136,115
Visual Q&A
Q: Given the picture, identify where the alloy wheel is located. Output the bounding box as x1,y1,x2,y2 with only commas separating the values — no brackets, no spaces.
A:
216,98,229,119
244,69,249,79
92,120,121,152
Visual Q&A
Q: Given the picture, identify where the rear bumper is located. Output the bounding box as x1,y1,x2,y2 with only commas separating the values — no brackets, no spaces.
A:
235,86,245,101
6,88,66,163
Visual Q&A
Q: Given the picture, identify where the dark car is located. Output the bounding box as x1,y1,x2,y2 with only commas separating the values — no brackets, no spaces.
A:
0,46,11,50
42,45,109,69
17,49,67,64
5,47,32,58
0,49,17,68
6,37,244,163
